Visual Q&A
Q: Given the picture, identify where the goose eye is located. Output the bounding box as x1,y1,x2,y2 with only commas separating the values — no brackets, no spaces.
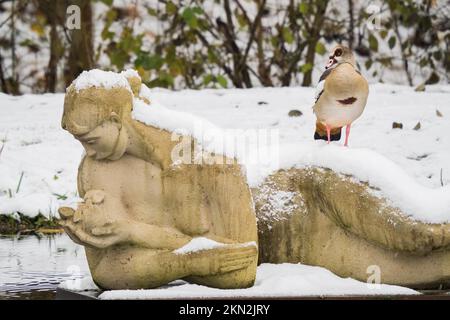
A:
335,49,342,57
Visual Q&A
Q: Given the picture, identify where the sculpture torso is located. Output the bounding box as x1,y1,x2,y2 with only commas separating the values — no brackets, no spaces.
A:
78,154,167,226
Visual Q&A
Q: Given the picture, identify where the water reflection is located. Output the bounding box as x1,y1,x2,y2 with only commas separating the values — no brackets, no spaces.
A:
0,233,89,300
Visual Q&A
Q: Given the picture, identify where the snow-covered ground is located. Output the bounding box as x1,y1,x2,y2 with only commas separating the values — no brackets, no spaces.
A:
0,93,81,218
1,84,449,222
59,263,418,298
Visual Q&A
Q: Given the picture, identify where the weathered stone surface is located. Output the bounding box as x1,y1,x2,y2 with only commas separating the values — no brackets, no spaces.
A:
254,167,450,289
59,70,258,290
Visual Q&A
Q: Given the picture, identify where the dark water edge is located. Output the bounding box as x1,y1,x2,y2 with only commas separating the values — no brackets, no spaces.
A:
0,233,90,300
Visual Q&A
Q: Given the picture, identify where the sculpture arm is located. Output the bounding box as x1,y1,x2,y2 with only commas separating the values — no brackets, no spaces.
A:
127,222,239,249
127,221,192,250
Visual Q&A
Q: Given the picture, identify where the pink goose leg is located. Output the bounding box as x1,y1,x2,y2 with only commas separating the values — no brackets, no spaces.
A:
326,124,331,144
344,124,351,147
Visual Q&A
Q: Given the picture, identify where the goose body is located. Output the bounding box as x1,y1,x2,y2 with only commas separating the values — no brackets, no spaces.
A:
313,45,369,146
314,63,368,128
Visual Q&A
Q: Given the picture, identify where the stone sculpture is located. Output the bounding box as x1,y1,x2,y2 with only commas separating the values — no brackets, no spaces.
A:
59,70,258,290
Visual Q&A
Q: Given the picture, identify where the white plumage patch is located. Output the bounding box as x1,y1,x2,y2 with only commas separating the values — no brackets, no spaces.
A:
314,79,325,103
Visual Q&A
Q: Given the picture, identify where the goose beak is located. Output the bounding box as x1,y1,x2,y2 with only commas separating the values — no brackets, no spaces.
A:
325,58,336,69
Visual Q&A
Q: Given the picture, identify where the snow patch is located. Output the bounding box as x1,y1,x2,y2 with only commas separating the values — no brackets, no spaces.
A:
132,96,237,160
98,263,418,299
174,237,226,254
174,237,256,255
120,69,140,79
256,182,301,225
71,69,131,92
58,276,99,292
262,143,450,223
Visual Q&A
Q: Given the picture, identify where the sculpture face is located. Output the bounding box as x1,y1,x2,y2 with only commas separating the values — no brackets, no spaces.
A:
74,116,122,160
61,88,130,161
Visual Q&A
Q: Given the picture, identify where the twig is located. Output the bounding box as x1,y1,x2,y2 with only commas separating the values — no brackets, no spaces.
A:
242,0,267,66
234,0,252,26
0,12,12,29
441,168,444,187
16,171,24,193
223,0,236,39
391,9,413,86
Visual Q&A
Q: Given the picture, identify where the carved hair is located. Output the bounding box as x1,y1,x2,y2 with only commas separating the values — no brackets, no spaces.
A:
62,85,133,135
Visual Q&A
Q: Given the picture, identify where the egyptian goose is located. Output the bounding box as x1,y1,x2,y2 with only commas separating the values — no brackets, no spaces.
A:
313,45,369,146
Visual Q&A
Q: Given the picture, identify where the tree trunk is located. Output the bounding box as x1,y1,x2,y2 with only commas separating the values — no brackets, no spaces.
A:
0,54,8,94
347,0,354,49
64,0,94,87
301,40,316,87
392,13,413,86
46,23,59,92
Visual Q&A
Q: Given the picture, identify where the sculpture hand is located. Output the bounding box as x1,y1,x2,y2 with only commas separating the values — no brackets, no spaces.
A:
58,206,85,246
189,244,257,276
58,190,132,249
60,218,131,249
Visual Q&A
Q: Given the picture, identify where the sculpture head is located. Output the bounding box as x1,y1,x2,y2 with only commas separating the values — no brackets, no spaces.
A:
325,45,356,69
62,72,134,160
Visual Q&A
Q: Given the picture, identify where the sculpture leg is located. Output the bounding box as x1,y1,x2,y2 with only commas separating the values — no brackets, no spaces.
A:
87,244,257,290
87,247,193,290
185,261,257,289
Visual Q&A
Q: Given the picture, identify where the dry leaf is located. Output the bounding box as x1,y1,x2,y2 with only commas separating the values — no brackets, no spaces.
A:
392,122,403,129
415,83,426,92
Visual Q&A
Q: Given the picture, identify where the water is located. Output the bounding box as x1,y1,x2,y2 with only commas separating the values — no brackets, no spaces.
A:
0,233,90,300
2,234,449,300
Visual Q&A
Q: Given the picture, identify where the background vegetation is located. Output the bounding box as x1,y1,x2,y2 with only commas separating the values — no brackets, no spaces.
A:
0,0,448,94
